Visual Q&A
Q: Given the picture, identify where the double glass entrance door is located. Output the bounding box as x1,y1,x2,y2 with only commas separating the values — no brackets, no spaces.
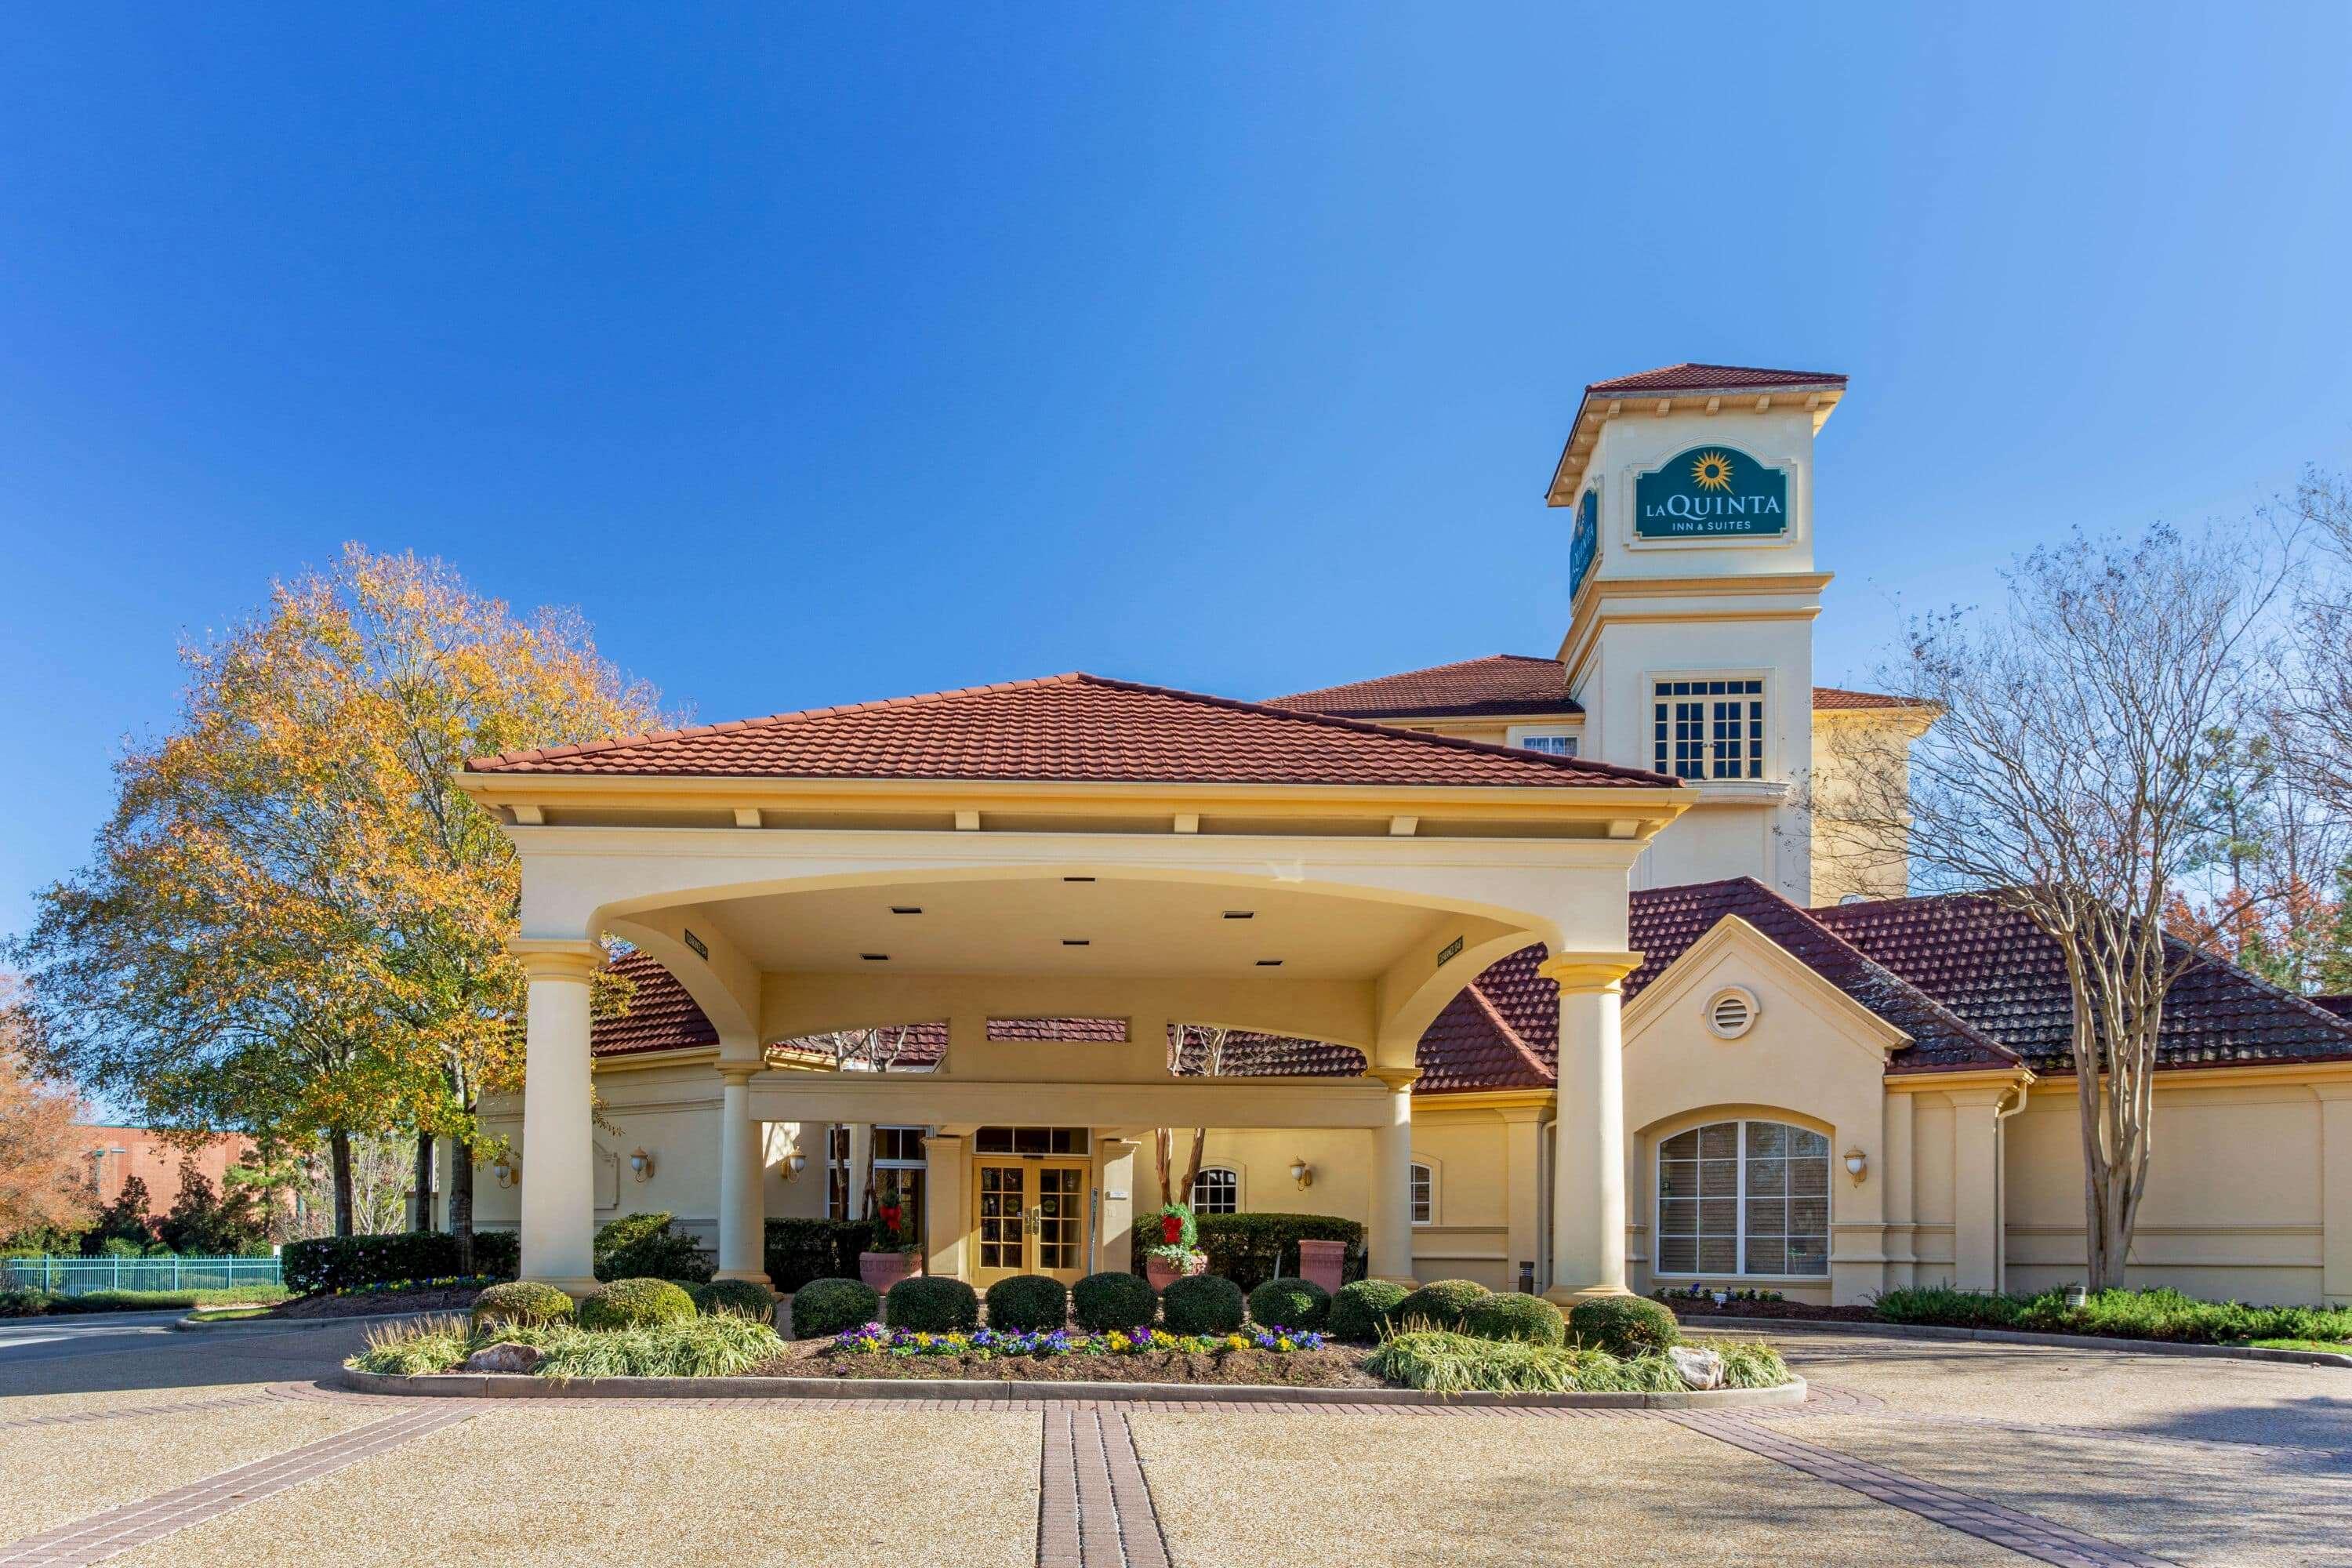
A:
973,1160,1089,1286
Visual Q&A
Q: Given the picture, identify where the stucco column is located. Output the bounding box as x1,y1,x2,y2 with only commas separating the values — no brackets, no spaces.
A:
845,1123,872,1218
2320,1084,2352,1305
715,1066,767,1283
920,1134,967,1281
1501,1107,1545,1292
1947,1085,2016,1292
1541,951,1642,1302
516,942,602,1294
1367,1068,1421,1287
1096,1137,1139,1276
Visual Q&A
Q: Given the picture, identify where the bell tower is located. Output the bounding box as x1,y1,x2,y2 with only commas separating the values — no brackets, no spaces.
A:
1545,364,1847,900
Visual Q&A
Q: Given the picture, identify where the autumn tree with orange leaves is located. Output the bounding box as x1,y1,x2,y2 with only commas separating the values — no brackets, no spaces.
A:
0,975,96,1244
9,547,663,1241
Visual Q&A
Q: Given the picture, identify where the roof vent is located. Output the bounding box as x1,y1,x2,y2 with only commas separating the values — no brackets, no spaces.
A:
1707,987,1759,1040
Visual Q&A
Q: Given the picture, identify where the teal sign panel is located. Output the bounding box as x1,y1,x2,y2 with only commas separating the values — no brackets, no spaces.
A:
1569,487,1597,597
1634,446,1788,539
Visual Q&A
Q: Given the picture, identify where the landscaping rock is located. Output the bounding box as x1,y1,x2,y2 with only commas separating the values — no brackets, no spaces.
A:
1668,1345,1723,1390
465,1341,544,1374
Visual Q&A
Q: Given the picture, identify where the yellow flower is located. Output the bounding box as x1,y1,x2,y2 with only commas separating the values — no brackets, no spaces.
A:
1689,451,1735,492
1226,1334,1247,1349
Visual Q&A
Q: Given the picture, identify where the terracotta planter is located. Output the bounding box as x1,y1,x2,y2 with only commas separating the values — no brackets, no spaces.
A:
1145,1252,1207,1292
859,1250,921,1293
1295,1240,1348,1295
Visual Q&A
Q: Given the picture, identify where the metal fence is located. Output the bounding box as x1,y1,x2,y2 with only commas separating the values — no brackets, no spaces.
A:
0,1254,283,1296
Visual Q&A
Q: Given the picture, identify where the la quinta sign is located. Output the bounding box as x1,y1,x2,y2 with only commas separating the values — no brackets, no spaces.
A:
1635,446,1788,540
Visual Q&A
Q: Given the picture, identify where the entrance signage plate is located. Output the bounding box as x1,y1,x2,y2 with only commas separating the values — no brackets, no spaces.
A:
1634,446,1788,539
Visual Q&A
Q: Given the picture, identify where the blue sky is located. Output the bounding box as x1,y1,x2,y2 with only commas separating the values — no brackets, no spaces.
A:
4,5,2350,938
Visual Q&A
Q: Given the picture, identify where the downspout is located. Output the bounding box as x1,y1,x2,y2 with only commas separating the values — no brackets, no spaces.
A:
1991,1081,2031,1294
1537,1110,1555,1293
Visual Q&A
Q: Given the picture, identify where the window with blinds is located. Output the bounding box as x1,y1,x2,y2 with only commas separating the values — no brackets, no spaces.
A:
1656,1119,1829,1276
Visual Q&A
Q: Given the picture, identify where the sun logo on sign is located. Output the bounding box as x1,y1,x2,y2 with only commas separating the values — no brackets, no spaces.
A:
1690,451,1735,492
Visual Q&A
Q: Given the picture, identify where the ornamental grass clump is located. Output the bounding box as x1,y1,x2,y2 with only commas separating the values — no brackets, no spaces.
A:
350,1316,472,1376
579,1277,697,1330
1367,1329,1791,1396
1329,1278,1408,1341
470,1280,577,1332
1247,1277,1330,1333
530,1316,783,1378
790,1277,880,1339
831,1322,1327,1359
985,1274,1068,1333
1160,1273,1245,1334
1072,1271,1157,1331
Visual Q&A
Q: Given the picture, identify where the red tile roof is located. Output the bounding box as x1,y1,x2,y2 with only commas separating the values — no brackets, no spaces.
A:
469,672,1678,791
1272,655,1920,724
1268,655,1581,720
1584,363,1849,395
1813,895,2352,1074
595,951,720,1058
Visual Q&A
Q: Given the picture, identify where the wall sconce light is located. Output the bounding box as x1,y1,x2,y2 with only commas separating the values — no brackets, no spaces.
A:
785,1151,808,1179
490,1153,518,1189
1290,1157,1313,1191
629,1148,655,1182
1843,1148,1868,1185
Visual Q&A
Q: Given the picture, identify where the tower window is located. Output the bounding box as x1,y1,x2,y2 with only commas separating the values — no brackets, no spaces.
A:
1653,678,1764,780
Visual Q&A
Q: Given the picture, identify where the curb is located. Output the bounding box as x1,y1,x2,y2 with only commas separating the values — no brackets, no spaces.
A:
337,1365,1808,1410
1676,1314,2352,1368
172,1310,441,1334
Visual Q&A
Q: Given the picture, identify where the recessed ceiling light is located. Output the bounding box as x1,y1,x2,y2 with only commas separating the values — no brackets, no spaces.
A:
1255,958,1283,967
860,953,890,962
1062,876,1096,884
890,906,922,915
1062,938,1091,946
1222,911,1254,920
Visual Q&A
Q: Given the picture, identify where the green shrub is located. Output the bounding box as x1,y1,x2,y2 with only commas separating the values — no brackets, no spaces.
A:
789,1277,880,1338
1247,1277,1330,1332
691,1279,779,1322
764,1218,871,1291
591,1213,713,1284
283,1230,520,1295
1072,1271,1158,1331
1871,1286,2024,1330
0,1288,62,1317
886,1276,979,1332
1193,1214,1367,1293
1566,1296,1680,1357
1463,1293,1566,1347
985,1274,1068,1333
470,1280,577,1331
1396,1278,1490,1333
578,1276,697,1330
1329,1278,1410,1341
1160,1274,1246,1334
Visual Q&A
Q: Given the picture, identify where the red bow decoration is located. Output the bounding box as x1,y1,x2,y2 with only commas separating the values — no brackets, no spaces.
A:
1162,1214,1182,1245
880,1205,902,1227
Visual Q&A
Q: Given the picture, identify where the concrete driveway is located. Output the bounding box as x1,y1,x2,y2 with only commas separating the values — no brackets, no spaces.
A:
1,1319,2345,1566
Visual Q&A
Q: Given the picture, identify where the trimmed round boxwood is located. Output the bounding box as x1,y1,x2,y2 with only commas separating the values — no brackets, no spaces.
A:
1463,1292,1566,1347
577,1276,697,1330
790,1276,880,1339
1395,1278,1490,1333
1072,1270,1158,1331
691,1278,779,1322
1328,1278,1409,1341
1160,1273,1246,1335
1567,1295,1681,1357
886,1275,980,1332
1247,1277,1330,1332
469,1279,576,1332
986,1274,1069,1333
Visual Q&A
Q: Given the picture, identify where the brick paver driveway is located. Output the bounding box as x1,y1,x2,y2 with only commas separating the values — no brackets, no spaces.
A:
1,1320,2346,1566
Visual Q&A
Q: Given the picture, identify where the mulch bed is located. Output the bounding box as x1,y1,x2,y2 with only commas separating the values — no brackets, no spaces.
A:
1666,1300,1876,1323
260,1287,484,1319
756,1345,1386,1388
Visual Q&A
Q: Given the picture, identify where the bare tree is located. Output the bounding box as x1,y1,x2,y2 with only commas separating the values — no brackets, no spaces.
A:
1156,1024,1231,1210
1811,524,2279,1290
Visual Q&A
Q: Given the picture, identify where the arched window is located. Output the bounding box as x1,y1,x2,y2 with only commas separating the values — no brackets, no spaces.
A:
1191,1167,1240,1214
1657,1120,1829,1277
1410,1162,1434,1225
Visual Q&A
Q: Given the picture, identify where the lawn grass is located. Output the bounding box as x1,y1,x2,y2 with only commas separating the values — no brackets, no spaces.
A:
2245,1338,2352,1355
189,1305,275,1321
0,1284,292,1318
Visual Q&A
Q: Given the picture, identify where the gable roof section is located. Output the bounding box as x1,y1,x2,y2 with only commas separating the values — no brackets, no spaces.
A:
1813,895,2352,1074
470,672,1676,791
1268,655,1581,720
596,951,720,1058
1271,655,1923,726
1584,363,1849,395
